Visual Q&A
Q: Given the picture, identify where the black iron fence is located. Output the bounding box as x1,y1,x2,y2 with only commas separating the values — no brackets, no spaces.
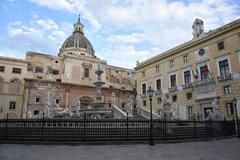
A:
0,118,238,144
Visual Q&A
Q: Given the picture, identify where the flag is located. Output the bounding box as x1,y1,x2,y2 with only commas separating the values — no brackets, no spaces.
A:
203,63,209,73
191,66,199,80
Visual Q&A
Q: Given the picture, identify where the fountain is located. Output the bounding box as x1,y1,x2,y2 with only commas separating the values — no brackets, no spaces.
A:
92,64,106,109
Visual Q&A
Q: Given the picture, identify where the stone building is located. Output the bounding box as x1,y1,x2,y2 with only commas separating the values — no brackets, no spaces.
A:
135,18,240,120
0,17,136,119
0,57,33,118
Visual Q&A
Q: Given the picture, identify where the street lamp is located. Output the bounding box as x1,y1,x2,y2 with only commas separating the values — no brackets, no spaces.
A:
147,86,154,145
233,97,239,138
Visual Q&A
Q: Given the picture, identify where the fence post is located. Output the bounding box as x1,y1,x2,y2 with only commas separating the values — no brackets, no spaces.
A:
194,114,196,138
83,112,86,142
164,114,167,140
4,113,9,140
126,112,129,140
41,113,45,141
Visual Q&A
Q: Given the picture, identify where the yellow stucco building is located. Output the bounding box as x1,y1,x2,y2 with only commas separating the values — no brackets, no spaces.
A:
135,18,240,120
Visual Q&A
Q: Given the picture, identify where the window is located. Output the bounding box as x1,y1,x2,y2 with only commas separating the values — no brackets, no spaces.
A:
34,110,39,115
52,69,59,75
170,74,176,87
0,66,4,72
218,42,224,51
172,95,177,102
36,97,40,103
84,68,89,78
9,101,16,110
200,66,209,80
224,86,231,94
156,65,159,72
170,60,174,68
184,70,191,85
116,71,118,73
157,98,161,104
143,101,146,106
35,66,43,73
12,68,21,74
142,83,146,94
56,99,60,104
187,93,192,100
226,103,234,115
56,79,61,82
156,79,161,90
219,59,230,77
109,103,111,108
183,55,188,63
142,71,145,77
0,107,3,112
55,61,58,64
122,103,125,108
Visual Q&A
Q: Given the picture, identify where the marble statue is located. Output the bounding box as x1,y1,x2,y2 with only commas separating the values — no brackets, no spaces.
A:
210,98,220,120
126,95,134,116
27,110,32,118
192,18,204,39
111,92,117,106
162,94,173,120
76,97,81,117
22,106,27,118
53,107,73,118
136,95,144,114
136,95,143,107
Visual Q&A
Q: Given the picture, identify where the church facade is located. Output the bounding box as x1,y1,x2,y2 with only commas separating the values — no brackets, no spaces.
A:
135,18,240,120
0,17,136,119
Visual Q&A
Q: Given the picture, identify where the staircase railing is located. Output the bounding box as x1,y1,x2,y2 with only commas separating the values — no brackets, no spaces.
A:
112,105,127,119
137,106,161,119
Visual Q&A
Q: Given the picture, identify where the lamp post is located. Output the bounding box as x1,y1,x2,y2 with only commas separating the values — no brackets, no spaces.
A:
147,86,154,145
233,97,239,138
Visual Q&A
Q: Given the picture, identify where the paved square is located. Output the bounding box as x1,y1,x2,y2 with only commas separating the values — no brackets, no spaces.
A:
0,138,240,160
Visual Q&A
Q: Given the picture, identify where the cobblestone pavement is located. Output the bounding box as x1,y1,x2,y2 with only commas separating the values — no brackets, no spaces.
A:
0,138,240,160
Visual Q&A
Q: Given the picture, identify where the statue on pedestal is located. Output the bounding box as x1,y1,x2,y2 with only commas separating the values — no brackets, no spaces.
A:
126,95,134,116
209,98,220,120
76,97,81,117
111,92,117,106
22,106,27,118
192,18,204,39
162,94,173,120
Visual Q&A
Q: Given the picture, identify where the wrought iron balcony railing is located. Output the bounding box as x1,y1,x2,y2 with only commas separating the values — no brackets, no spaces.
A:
168,86,178,92
217,74,232,82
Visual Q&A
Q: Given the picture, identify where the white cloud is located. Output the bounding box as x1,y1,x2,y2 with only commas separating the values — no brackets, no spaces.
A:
0,16,71,56
107,33,145,44
2,0,240,69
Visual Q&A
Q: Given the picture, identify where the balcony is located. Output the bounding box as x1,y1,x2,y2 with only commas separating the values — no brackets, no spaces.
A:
168,86,178,92
193,78,215,86
154,90,162,95
182,83,193,90
217,74,232,82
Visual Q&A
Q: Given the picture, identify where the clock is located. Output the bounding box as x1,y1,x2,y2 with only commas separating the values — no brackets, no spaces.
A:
198,48,205,56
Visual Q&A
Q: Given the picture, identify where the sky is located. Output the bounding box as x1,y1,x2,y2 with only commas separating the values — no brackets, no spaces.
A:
0,0,240,69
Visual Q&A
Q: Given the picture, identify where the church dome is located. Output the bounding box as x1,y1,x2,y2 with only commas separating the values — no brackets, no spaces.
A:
59,16,95,55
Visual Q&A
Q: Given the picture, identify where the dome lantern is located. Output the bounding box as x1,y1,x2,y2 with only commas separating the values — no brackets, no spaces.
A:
73,14,84,34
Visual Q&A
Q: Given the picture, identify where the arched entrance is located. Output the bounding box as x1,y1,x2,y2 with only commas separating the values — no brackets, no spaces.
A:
79,96,94,108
